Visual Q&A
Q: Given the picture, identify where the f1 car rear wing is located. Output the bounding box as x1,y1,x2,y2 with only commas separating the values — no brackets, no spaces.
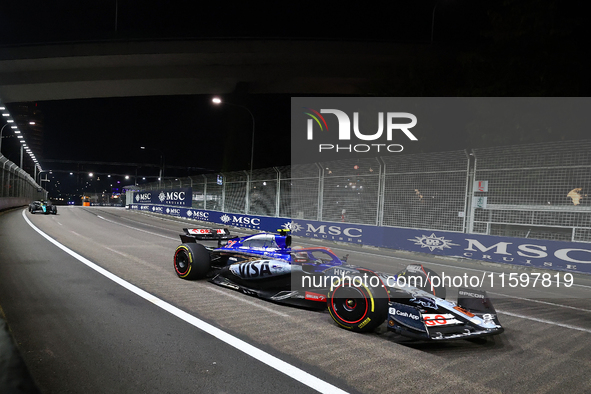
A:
179,228,235,245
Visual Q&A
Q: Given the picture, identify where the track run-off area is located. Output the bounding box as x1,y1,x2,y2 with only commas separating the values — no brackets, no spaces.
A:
1,206,591,393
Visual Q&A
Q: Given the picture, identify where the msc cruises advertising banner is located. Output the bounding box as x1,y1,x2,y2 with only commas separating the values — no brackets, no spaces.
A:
128,203,591,274
132,188,192,207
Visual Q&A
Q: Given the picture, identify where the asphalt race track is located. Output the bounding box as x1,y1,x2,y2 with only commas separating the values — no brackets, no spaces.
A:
1,206,591,393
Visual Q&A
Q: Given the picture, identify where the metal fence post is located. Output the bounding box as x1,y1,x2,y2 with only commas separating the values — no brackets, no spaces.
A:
8,163,15,197
377,157,386,226
221,173,226,212
13,170,18,197
244,170,250,214
466,149,477,233
462,150,471,233
202,174,207,210
1,160,6,198
20,171,25,197
315,163,324,221
274,167,280,217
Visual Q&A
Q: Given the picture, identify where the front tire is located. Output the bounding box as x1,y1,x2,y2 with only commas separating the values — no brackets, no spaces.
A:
327,275,389,333
173,243,211,280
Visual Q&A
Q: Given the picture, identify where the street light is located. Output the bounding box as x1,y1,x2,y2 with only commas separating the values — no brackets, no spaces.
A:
37,169,50,185
431,1,449,44
20,144,25,168
212,96,256,213
211,96,255,178
0,123,12,155
431,2,437,43
18,140,27,168
140,146,164,188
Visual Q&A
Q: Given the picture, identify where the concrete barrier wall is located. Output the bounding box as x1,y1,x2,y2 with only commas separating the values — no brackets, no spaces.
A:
0,198,29,212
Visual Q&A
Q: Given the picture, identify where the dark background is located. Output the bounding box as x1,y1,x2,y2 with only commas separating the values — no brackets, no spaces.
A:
0,0,587,197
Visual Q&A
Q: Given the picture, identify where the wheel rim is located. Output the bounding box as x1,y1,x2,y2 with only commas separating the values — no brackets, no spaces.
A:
174,249,190,275
345,298,357,311
331,286,368,324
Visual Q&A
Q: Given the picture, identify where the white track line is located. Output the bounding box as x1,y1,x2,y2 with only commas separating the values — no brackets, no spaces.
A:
204,285,290,318
98,209,591,332
94,214,295,317
489,292,591,313
496,310,591,334
322,244,591,290
97,215,177,240
83,216,290,317
22,210,347,394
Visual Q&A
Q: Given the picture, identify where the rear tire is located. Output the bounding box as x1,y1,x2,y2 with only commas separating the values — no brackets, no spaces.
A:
173,243,211,280
327,275,388,333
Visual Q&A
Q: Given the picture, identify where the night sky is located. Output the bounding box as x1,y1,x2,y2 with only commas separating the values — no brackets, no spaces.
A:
37,95,292,172
0,1,587,197
0,2,485,44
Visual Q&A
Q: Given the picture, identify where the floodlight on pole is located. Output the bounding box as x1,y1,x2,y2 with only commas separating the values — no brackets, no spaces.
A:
212,96,256,214
0,123,10,154
140,146,164,187
211,97,255,177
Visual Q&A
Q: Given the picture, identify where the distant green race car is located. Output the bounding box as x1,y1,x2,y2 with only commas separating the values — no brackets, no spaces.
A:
28,200,57,215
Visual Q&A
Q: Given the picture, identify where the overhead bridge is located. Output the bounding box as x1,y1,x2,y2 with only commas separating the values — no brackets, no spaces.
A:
0,39,433,102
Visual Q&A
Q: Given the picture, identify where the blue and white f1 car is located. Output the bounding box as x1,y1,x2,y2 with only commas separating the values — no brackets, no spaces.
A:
173,228,503,340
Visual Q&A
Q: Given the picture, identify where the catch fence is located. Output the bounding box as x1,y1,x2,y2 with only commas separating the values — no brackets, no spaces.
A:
470,141,591,242
135,140,591,243
0,154,43,202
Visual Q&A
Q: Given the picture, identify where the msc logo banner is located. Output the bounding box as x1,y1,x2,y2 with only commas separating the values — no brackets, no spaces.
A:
134,192,152,202
152,188,192,206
